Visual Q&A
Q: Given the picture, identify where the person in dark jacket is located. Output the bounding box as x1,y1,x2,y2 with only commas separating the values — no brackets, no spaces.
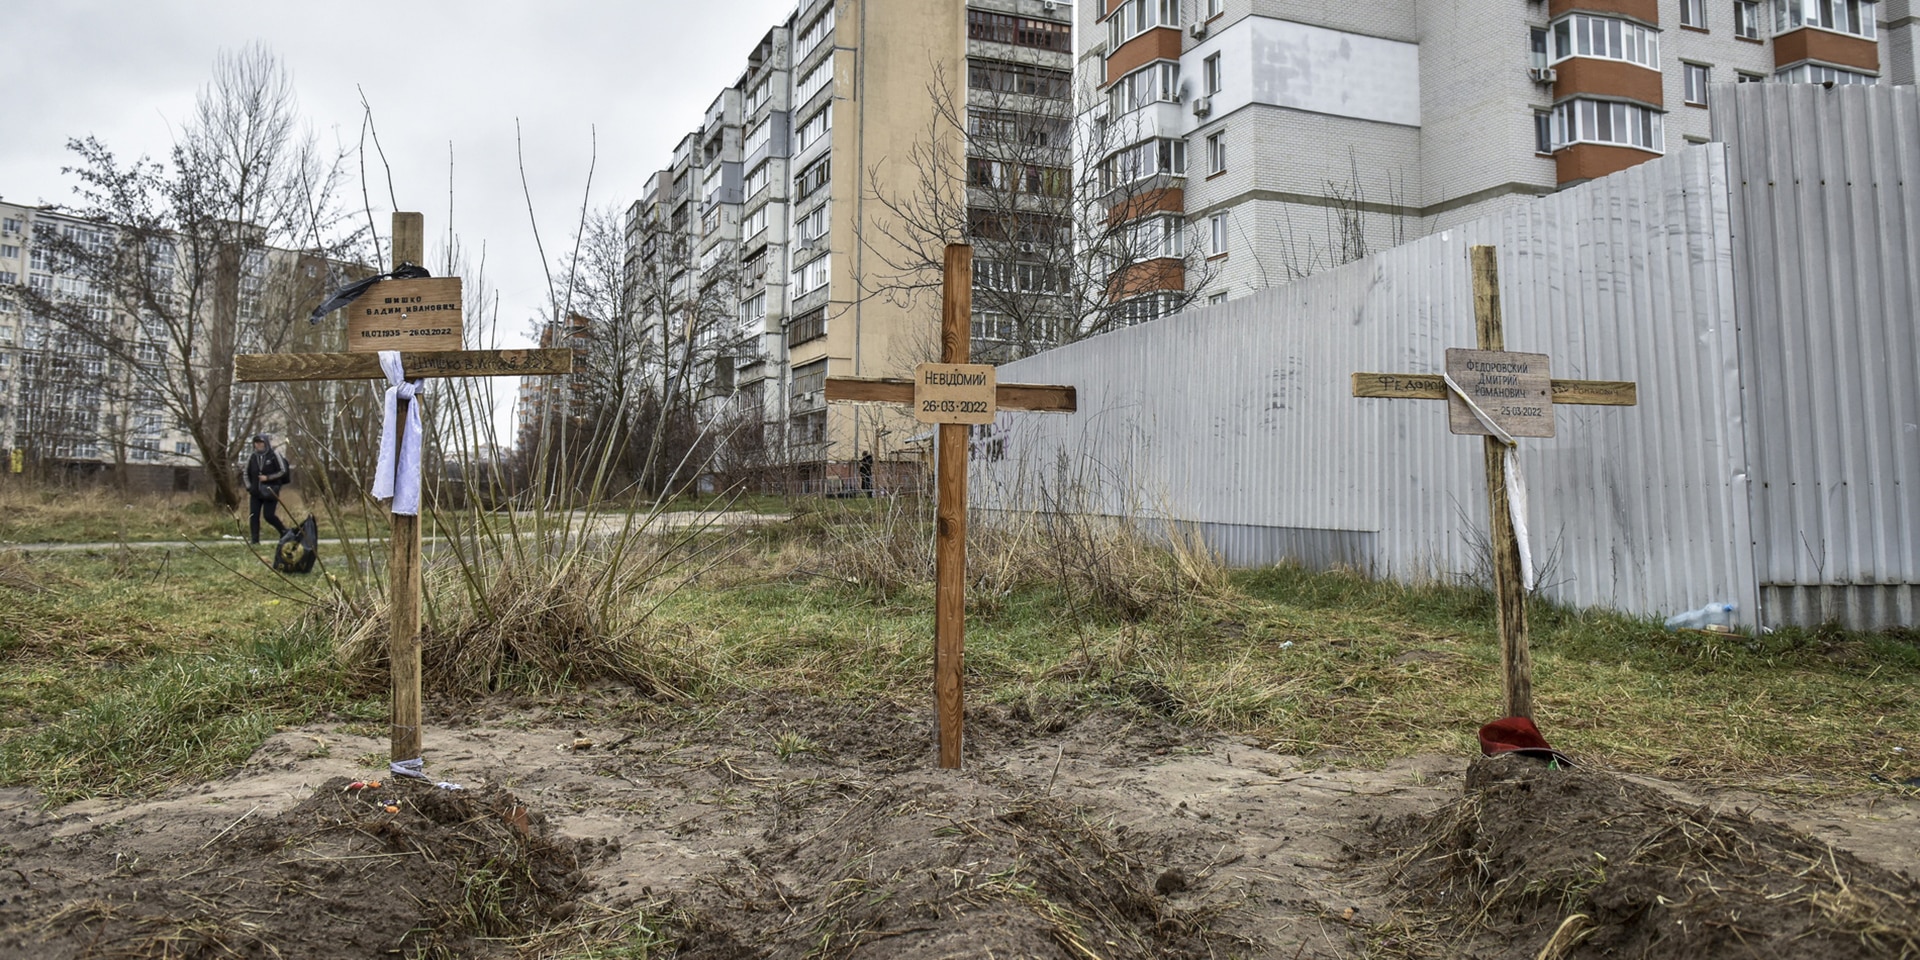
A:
244,434,290,544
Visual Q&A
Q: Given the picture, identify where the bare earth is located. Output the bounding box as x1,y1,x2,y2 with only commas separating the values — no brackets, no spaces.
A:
1,698,1915,958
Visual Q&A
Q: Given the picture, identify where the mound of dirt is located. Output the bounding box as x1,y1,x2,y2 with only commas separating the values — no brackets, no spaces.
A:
0,776,601,959
666,774,1239,960
1373,756,1920,960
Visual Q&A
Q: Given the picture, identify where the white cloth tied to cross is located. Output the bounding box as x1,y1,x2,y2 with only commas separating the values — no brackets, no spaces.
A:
373,350,424,517
1442,373,1536,592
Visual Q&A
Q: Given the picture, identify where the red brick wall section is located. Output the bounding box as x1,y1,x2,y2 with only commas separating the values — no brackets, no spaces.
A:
1774,27,1880,72
1557,142,1657,184
1548,0,1659,24
1553,56,1664,107
1105,28,1182,86
1107,187,1185,225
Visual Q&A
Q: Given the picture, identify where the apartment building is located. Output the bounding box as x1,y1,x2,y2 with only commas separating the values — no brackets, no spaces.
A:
1082,0,1908,306
624,0,1075,488
0,198,331,489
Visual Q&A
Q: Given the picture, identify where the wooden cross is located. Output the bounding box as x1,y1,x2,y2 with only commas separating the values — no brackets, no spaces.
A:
1352,245,1637,720
235,212,573,768
825,243,1076,769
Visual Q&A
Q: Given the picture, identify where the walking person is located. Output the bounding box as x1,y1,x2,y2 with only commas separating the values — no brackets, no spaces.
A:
244,434,290,544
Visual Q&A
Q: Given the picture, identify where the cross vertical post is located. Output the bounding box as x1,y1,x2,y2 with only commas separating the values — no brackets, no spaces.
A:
388,212,425,763
822,242,1076,770
934,244,971,769
1470,246,1532,720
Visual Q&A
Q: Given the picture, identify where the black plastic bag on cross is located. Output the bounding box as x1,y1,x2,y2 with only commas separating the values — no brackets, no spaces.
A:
273,515,320,574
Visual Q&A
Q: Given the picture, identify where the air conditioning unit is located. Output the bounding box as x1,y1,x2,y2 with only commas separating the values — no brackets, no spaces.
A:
1528,66,1558,83
1189,21,1208,40
1192,96,1212,117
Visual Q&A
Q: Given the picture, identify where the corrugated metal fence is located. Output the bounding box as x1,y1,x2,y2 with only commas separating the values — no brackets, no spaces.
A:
1716,84,1920,629
979,83,1918,629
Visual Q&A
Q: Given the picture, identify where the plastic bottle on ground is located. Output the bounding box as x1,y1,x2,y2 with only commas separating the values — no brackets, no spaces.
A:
1664,602,1735,631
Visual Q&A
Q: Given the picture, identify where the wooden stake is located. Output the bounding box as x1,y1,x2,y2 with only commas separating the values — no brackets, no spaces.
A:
1470,245,1533,720
934,244,971,769
389,211,425,762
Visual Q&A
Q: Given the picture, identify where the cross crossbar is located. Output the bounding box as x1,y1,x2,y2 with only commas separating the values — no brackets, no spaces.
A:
824,376,1076,412
236,348,573,383
1351,373,1636,407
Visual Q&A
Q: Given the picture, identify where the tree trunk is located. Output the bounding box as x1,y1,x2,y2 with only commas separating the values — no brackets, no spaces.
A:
203,239,243,509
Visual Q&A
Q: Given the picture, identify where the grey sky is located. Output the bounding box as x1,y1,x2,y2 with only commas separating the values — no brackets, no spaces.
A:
0,0,800,349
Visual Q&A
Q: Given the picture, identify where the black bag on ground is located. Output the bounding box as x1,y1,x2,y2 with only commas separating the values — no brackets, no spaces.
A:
273,515,319,574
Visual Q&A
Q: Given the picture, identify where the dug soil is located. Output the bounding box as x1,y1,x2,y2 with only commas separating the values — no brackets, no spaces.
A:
0,696,1914,959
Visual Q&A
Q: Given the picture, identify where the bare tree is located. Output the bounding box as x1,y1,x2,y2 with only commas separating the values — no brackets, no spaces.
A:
16,45,362,507
863,64,1220,365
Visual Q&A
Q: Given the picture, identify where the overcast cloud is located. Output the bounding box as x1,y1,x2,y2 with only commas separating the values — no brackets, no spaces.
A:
0,0,801,348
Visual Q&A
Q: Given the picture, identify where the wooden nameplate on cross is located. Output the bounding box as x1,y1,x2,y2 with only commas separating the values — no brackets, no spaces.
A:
825,243,1076,769
234,212,573,768
1352,245,1637,720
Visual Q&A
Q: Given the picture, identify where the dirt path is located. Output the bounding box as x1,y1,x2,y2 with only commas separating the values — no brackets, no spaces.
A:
1,700,1914,958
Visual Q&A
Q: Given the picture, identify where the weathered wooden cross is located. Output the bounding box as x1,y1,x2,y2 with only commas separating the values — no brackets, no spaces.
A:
825,243,1076,769
235,212,573,773
1352,245,1637,719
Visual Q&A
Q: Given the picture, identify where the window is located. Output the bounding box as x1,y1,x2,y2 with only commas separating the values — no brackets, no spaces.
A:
0,272,14,286
1680,0,1706,28
1127,215,1186,260
1737,70,1767,82
1105,0,1181,49
740,293,767,328
795,156,831,199
745,75,772,115
1209,213,1228,256
969,59,1071,98
176,441,191,455
790,313,827,351
0,218,20,235
1106,61,1181,115
1551,14,1660,68
744,119,772,158
1551,98,1665,151
1098,138,1186,189
1530,28,1550,70
796,5,835,54
745,161,771,199
795,104,832,152
795,57,832,107
0,244,17,260
1773,0,1876,38
1535,110,1554,153
1206,131,1226,175
1735,1,1763,37
967,10,1072,52
1112,292,1180,326
1777,62,1876,83
1204,54,1222,95
1208,291,1228,305
1207,0,1224,16
743,205,769,241
969,108,1069,146
1684,63,1710,104
796,201,831,242
790,254,830,297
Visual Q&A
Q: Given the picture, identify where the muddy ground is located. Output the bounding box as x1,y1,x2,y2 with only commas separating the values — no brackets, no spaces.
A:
1,696,1915,959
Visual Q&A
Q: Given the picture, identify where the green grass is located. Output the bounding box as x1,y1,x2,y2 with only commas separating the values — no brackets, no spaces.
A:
2,502,1915,805
645,556,1920,786
0,548,380,804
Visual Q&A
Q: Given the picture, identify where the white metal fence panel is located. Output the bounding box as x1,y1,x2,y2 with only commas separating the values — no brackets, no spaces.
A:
978,146,1761,625
1715,83,1920,629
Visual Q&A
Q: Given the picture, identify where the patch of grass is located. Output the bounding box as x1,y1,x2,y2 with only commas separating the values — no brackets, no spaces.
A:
0,485,240,543
0,549,378,804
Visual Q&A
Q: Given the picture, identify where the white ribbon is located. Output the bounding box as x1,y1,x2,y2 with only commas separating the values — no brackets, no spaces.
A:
1442,373,1536,592
390,757,464,791
373,351,424,517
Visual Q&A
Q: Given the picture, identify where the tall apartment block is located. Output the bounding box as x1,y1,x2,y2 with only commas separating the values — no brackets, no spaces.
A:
1083,0,1909,305
624,0,1075,487
0,199,328,489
